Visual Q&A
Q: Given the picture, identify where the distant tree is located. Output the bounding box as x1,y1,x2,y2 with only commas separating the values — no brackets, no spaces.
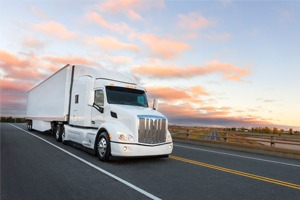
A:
289,128,293,135
231,127,236,131
265,127,271,134
273,127,278,134
279,129,284,136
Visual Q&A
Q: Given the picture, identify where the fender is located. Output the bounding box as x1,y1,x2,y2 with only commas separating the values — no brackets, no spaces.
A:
94,120,135,149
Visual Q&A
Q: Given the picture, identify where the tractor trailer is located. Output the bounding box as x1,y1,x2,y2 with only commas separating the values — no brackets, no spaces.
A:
26,64,173,161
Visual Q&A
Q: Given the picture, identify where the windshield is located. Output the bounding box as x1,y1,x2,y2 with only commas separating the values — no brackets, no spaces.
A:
106,86,148,108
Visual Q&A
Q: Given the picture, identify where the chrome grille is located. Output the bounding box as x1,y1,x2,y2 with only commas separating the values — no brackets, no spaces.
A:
138,116,166,144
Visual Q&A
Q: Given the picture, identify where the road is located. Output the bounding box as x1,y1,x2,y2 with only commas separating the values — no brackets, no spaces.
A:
1,123,300,200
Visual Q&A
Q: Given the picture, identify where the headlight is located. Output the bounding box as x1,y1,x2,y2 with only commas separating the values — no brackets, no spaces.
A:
167,133,172,142
117,132,135,142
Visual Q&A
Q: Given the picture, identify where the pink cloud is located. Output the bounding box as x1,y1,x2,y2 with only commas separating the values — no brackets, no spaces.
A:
133,60,250,81
32,21,76,39
29,6,48,19
139,34,190,59
22,38,45,49
0,50,46,81
127,9,143,21
98,0,143,12
43,55,98,66
178,12,214,30
86,36,139,52
191,86,210,96
146,86,209,107
97,0,164,20
86,12,134,34
0,50,30,67
147,86,192,100
0,78,34,92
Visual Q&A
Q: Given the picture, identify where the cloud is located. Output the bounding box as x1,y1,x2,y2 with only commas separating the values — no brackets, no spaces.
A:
43,55,98,66
97,0,165,20
147,86,192,100
0,50,30,67
158,102,274,128
127,9,143,21
29,6,48,19
191,86,210,96
178,12,214,30
0,50,45,81
22,38,45,49
257,98,277,103
98,0,143,12
0,78,34,92
133,60,250,81
32,21,76,40
86,36,139,52
146,86,209,108
86,12,135,34
99,55,133,65
139,34,190,59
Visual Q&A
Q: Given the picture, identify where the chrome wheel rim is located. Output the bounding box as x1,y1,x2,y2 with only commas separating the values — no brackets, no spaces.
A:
98,137,107,157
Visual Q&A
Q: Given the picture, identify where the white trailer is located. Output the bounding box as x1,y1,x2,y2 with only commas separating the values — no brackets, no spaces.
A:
26,64,173,161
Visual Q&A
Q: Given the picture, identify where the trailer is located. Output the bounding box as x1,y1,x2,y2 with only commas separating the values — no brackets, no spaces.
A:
26,64,173,161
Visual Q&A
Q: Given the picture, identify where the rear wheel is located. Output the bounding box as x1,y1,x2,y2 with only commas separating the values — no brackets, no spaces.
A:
55,124,63,142
51,122,57,137
97,132,111,162
61,126,67,145
27,121,32,131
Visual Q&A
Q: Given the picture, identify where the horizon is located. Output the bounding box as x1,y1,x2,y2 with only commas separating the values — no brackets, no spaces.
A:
1,0,299,130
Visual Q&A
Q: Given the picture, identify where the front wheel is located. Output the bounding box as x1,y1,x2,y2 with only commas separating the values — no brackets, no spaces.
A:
97,132,111,162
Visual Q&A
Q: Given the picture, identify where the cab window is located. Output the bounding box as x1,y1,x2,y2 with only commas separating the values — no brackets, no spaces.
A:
95,90,104,107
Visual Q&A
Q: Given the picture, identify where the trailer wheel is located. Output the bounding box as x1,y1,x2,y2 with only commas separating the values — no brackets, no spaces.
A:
27,121,32,131
97,132,111,162
51,122,57,137
55,124,63,142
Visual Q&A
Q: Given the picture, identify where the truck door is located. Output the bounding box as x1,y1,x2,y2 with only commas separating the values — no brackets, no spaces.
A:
91,89,105,128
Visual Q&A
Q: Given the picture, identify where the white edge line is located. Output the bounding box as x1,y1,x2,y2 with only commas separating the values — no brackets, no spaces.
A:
174,144,300,168
10,124,161,200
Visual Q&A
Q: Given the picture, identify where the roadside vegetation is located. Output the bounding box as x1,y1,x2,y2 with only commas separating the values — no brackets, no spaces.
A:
0,116,26,123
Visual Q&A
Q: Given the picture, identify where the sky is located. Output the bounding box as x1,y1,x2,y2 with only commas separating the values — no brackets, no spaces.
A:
0,0,299,130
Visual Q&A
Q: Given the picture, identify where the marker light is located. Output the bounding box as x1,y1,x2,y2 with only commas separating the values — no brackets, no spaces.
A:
123,146,128,151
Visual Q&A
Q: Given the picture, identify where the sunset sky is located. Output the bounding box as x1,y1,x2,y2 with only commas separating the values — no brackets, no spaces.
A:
1,0,299,130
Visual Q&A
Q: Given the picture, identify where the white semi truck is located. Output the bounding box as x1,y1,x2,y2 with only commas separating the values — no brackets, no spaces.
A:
26,64,173,161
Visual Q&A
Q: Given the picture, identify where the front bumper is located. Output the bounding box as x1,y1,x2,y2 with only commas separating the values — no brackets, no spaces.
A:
110,142,173,157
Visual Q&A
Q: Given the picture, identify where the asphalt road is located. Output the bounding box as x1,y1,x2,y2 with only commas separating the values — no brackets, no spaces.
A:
1,123,300,200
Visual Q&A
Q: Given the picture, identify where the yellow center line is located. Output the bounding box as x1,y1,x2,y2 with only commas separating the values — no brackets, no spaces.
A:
169,155,300,190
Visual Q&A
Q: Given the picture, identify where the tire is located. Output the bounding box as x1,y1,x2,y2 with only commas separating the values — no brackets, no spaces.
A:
159,155,169,158
96,132,111,162
61,126,67,145
27,121,32,131
55,124,63,142
51,122,57,137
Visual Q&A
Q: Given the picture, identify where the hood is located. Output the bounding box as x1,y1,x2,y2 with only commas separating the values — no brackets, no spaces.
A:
109,104,167,119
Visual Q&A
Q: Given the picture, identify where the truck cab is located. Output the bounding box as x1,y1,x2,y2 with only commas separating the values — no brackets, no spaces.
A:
62,66,173,161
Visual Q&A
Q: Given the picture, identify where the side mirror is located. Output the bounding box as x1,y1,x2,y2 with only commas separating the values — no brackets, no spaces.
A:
88,91,94,106
153,99,158,110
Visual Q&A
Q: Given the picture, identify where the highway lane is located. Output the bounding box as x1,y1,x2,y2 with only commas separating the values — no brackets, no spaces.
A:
1,123,300,200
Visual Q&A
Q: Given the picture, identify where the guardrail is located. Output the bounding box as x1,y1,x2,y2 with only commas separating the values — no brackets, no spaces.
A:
171,130,300,149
